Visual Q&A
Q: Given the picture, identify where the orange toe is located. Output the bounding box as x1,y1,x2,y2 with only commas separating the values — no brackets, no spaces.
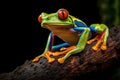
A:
92,46,98,51
58,58,65,64
52,52,62,56
48,58,55,63
87,41,92,44
60,47,67,51
101,45,107,50
32,56,40,63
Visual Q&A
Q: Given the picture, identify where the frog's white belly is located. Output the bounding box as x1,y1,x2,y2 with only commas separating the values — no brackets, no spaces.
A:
47,26,80,45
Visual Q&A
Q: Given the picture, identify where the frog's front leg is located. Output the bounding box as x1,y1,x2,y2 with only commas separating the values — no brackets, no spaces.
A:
58,27,90,64
32,32,55,63
32,32,70,63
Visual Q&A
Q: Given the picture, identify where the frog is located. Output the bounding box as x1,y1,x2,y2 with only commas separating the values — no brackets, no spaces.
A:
32,9,109,64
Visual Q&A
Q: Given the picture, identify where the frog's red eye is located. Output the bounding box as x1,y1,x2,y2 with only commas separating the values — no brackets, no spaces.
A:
58,9,69,20
38,14,42,23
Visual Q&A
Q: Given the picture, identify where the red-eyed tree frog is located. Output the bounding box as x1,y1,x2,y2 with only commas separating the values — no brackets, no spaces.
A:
32,9,109,64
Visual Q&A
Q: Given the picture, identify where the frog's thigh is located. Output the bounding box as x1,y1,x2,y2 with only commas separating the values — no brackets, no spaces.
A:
58,28,90,64
63,28,90,59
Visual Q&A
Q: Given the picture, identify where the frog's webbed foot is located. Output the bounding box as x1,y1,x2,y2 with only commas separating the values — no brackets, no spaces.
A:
32,51,55,63
44,51,55,63
57,46,76,64
92,40,107,51
87,31,107,51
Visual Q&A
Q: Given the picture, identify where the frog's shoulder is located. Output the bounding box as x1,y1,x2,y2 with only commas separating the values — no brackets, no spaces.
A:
69,15,87,27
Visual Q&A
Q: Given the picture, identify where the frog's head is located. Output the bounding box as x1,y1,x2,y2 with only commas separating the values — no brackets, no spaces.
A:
38,9,74,29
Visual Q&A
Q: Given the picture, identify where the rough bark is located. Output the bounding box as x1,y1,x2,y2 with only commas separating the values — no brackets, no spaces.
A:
0,26,120,80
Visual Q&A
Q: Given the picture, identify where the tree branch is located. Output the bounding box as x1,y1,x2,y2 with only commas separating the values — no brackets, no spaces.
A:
0,26,120,80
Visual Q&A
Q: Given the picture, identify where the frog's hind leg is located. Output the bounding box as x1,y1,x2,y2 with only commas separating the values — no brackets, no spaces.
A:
101,28,109,50
88,24,109,51
58,28,90,64
92,31,105,51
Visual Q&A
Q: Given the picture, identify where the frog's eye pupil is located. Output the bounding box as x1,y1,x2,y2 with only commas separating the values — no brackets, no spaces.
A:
38,14,42,23
58,9,69,20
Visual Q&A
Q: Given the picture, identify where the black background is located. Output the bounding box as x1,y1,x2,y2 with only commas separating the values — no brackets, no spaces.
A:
0,0,100,73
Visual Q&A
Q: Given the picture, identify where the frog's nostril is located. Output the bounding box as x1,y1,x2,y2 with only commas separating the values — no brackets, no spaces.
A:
38,14,42,23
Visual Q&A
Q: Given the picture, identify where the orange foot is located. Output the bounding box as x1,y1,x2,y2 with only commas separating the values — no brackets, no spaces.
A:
92,41,107,51
45,51,55,63
32,51,55,63
88,30,107,51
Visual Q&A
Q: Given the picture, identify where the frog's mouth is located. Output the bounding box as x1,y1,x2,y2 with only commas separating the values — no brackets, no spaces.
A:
42,23,74,30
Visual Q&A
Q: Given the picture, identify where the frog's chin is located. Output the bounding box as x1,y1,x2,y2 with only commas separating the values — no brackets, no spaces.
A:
42,23,73,29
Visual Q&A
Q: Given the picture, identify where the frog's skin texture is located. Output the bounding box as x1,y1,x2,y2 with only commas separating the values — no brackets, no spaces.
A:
32,9,109,64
